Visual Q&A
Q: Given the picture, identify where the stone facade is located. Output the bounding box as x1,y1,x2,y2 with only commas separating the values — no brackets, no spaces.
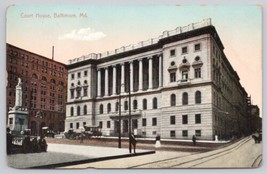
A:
65,19,249,140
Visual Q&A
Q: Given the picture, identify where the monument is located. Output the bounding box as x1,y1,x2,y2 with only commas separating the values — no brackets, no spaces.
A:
7,78,29,135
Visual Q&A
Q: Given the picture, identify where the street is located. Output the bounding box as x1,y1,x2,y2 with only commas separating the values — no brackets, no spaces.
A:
62,136,262,169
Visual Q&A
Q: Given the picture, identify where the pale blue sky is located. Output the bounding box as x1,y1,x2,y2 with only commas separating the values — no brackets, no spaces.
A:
6,5,262,115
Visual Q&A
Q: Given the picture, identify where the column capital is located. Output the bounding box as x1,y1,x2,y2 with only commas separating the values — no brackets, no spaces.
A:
129,60,133,64
148,56,153,60
120,62,125,66
138,58,143,62
97,68,101,71
104,67,109,70
112,64,117,68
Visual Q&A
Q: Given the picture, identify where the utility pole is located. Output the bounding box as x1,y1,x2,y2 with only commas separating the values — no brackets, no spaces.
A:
128,66,132,153
118,92,121,148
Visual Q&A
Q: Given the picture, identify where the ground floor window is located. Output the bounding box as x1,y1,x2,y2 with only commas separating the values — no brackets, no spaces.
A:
170,130,176,138
107,121,110,128
70,123,73,129
99,121,103,128
195,130,201,136
182,130,188,137
142,118,147,127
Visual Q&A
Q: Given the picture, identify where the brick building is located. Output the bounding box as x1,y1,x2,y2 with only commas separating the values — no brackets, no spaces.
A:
65,19,251,140
6,44,68,135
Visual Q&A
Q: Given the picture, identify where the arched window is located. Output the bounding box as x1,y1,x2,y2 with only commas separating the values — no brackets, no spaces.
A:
77,106,81,116
32,73,38,79
143,99,147,110
70,107,74,116
41,76,47,82
84,80,88,85
99,104,103,114
182,92,188,105
107,103,111,113
50,79,55,84
153,97,158,109
170,94,176,106
133,100,138,110
124,101,128,110
195,91,201,104
77,81,81,86
83,105,87,115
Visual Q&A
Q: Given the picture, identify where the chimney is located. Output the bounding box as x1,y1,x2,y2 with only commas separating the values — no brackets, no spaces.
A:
52,46,54,60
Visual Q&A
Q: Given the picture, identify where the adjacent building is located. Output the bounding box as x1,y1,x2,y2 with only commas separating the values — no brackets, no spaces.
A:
65,19,251,140
6,44,68,135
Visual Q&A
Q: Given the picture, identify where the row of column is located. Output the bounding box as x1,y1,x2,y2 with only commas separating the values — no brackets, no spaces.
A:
97,55,162,97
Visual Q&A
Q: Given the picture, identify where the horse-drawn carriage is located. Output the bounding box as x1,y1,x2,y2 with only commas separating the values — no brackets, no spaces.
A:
64,126,102,140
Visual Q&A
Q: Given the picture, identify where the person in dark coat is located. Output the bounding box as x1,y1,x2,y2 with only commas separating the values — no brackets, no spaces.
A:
192,135,196,146
6,128,13,154
39,136,48,152
130,133,137,153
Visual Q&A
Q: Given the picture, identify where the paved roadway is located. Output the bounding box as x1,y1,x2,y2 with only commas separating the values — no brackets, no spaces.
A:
7,136,261,169
63,136,262,169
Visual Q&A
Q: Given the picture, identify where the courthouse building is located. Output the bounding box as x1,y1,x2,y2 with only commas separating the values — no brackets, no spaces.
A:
65,19,249,140
6,44,68,135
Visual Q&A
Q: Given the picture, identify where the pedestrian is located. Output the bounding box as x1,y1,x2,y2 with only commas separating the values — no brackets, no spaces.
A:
6,128,13,154
130,133,137,153
155,134,161,148
39,136,48,152
192,135,196,146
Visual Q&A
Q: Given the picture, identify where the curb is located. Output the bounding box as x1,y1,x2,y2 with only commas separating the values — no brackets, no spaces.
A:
29,150,155,169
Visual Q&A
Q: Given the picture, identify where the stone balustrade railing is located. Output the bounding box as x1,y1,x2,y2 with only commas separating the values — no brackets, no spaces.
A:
68,18,211,65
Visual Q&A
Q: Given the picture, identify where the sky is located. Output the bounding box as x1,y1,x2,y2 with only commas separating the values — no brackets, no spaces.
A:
6,4,262,116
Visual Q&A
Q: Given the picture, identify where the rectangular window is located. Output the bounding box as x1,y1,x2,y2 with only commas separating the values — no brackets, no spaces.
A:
77,72,81,78
142,118,147,127
195,130,201,137
182,130,188,137
182,115,188,124
152,131,157,135
9,118,13,124
170,130,176,138
99,121,103,128
170,72,176,82
107,121,110,128
84,70,88,77
194,68,201,78
182,46,188,54
71,90,74,99
170,116,176,125
182,71,188,81
76,122,79,129
70,123,73,129
195,114,201,124
152,118,157,126
194,43,201,51
84,88,88,96
71,74,74,80
170,49,176,57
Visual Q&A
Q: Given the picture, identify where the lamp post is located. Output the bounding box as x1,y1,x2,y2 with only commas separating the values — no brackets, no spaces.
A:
128,66,132,154
118,91,122,148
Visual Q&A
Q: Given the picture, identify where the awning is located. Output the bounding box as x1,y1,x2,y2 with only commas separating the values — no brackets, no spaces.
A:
42,127,49,130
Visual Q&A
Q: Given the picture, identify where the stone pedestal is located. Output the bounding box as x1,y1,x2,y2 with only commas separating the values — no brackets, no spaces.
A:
8,109,28,135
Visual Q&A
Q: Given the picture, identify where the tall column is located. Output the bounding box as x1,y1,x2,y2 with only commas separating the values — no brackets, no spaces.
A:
130,61,134,92
97,69,101,97
138,59,143,91
159,55,162,87
121,63,125,94
112,65,117,95
105,67,109,96
148,56,153,89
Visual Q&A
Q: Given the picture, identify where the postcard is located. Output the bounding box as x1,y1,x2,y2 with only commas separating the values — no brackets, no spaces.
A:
6,4,262,169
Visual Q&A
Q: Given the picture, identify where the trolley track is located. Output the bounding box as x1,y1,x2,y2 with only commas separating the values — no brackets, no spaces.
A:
130,137,252,168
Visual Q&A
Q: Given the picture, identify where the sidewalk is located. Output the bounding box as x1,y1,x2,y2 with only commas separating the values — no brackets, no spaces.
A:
7,143,154,169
